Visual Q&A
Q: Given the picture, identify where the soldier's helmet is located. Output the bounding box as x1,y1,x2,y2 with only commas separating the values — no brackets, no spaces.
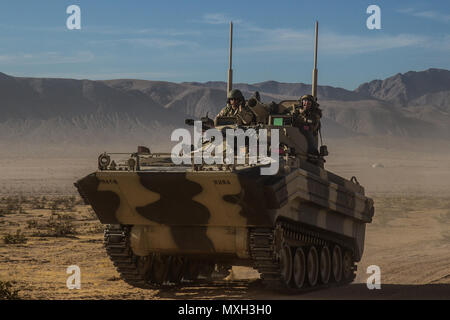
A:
300,94,315,102
227,89,244,104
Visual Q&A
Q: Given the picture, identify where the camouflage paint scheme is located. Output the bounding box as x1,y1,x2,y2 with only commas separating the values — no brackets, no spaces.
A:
76,159,374,262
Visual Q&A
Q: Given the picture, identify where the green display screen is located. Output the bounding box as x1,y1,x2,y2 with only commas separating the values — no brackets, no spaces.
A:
273,118,283,126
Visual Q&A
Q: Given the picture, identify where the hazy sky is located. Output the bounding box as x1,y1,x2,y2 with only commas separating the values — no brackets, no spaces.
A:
0,0,448,89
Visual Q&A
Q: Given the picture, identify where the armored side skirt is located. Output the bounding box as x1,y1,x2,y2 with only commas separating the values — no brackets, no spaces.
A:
75,170,273,259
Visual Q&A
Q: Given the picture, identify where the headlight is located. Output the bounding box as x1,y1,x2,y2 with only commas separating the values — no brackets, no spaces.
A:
98,153,111,170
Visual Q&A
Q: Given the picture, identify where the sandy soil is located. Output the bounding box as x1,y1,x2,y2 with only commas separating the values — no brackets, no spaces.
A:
0,195,448,300
0,141,449,300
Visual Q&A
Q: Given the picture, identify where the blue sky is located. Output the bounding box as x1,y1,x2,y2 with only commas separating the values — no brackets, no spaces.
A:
0,0,448,89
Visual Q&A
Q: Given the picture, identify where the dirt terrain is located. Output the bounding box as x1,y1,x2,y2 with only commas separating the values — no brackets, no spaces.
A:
0,141,449,300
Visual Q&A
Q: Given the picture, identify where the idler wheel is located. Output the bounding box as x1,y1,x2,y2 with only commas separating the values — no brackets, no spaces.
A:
342,251,354,281
319,246,331,284
280,244,293,286
306,246,319,286
293,247,306,289
332,245,343,282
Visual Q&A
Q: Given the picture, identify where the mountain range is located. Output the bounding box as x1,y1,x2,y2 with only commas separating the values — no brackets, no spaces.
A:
0,68,449,155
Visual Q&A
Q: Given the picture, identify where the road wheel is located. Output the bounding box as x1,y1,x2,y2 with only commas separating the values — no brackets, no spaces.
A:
332,245,343,282
198,262,215,279
307,246,319,286
136,255,153,281
168,256,184,283
293,247,306,289
280,244,293,286
151,254,169,284
342,251,354,281
183,259,200,281
319,246,331,284
214,264,231,279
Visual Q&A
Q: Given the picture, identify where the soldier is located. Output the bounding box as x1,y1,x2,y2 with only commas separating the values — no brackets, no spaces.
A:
216,89,254,125
292,94,322,156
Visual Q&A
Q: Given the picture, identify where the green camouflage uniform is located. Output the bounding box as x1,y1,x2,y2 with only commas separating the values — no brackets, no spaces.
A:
292,105,322,133
217,103,254,125
216,89,255,125
291,95,322,155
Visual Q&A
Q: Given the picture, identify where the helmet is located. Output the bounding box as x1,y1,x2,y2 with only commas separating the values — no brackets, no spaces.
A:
300,94,315,102
227,89,244,101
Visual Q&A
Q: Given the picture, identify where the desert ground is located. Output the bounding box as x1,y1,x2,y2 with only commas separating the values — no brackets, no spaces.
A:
0,138,449,300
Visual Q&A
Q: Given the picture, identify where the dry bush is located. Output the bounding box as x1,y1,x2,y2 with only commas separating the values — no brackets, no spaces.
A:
32,215,77,237
86,223,104,234
6,204,19,214
6,197,20,209
3,229,27,244
0,196,22,214
86,208,97,220
31,201,45,210
26,219,39,229
55,212,76,220
107,276,121,282
0,280,20,300
74,197,85,206
435,210,450,224
19,197,31,205
49,196,77,212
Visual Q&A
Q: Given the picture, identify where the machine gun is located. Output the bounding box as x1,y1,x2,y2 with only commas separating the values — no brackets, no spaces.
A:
185,112,215,130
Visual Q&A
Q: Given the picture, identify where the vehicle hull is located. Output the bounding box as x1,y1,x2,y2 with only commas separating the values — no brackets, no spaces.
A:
75,164,373,262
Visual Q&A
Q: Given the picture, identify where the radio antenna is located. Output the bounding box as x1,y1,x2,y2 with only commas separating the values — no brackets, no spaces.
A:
227,21,233,94
312,21,318,99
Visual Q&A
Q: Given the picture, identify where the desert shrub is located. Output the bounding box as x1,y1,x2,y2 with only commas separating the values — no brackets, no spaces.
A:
26,219,39,229
86,223,104,234
435,210,450,224
33,215,77,237
32,202,45,210
86,208,97,220
74,197,85,206
19,197,30,205
50,197,76,212
3,229,27,244
53,212,75,220
47,218,77,236
107,276,121,282
0,280,20,300
6,203,19,214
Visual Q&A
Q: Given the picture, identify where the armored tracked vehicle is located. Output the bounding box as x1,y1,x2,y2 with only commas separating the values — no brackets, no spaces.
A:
74,22,374,290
